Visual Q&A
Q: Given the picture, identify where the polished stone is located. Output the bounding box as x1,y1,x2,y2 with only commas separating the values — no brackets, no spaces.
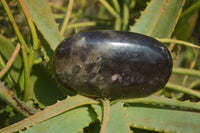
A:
54,30,172,99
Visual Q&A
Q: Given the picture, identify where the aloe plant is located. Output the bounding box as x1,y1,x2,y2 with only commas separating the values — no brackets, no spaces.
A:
0,0,200,132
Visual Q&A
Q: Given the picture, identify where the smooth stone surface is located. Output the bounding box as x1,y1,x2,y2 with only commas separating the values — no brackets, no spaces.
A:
53,30,172,99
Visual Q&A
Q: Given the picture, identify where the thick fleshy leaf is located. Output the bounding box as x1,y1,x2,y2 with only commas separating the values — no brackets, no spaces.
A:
28,64,66,107
130,0,185,38
0,34,22,84
24,0,63,50
22,106,97,133
125,104,200,133
0,82,36,117
173,0,200,40
91,104,102,121
0,35,22,69
0,95,98,133
105,102,131,133
121,95,200,110
92,102,131,133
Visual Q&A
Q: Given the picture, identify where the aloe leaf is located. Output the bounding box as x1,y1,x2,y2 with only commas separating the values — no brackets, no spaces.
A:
0,82,36,117
92,102,131,133
0,35,22,69
105,102,131,133
22,106,97,133
0,95,98,133
24,0,63,50
173,67,200,78
121,95,200,111
125,105,200,133
28,64,66,107
130,0,185,38
100,99,110,133
0,34,22,85
91,104,102,121
173,12,198,41
174,1,200,40
165,82,200,98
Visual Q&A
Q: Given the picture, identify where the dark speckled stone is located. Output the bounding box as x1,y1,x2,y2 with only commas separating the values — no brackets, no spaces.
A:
53,30,172,99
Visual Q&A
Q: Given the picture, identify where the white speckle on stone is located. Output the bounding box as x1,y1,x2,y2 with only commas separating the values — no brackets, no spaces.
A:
76,37,86,47
111,74,118,81
111,74,122,82
160,46,166,53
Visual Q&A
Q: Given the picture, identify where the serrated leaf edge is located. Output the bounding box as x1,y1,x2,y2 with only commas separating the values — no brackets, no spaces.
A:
120,95,200,111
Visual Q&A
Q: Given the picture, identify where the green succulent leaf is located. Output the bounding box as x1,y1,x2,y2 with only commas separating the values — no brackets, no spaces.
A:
174,0,200,40
0,95,98,133
24,0,63,50
0,82,37,117
0,34,22,85
121,95,200,111
22,106,97,133
28,64,66,107
130,0,185,38
91,104,102,121
105,102,131,133
125,104,200,133
92,102,131,133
